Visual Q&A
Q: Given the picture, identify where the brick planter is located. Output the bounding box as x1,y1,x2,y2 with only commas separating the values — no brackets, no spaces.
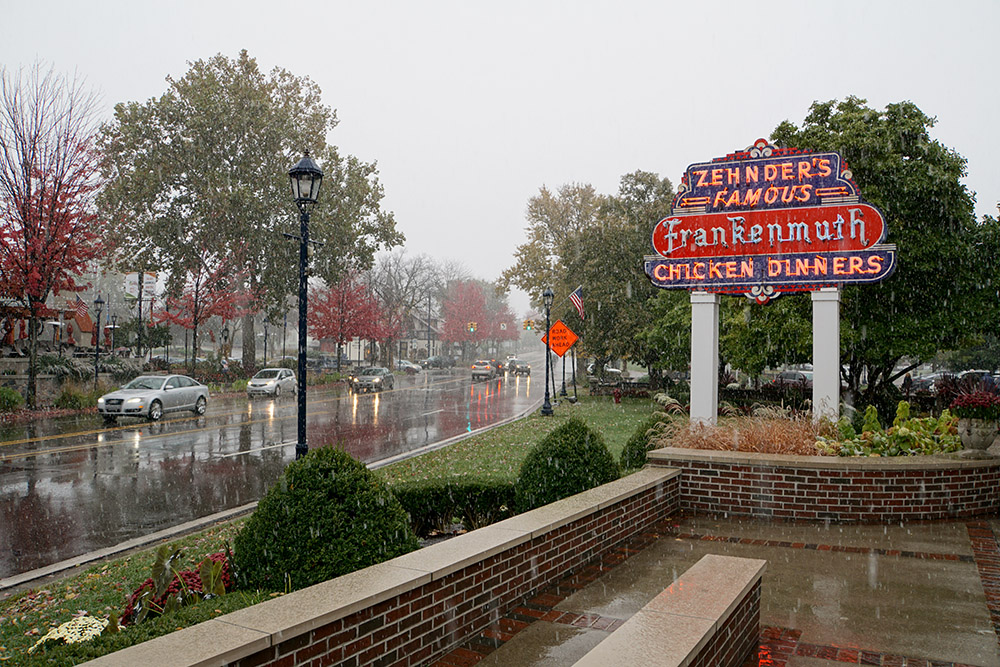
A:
647,447,1000,522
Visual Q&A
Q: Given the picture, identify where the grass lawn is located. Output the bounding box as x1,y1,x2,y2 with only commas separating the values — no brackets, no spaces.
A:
0,394,654,664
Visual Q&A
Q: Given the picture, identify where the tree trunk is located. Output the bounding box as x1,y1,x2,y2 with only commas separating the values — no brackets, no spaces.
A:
26,315,39,409
242,313,256,369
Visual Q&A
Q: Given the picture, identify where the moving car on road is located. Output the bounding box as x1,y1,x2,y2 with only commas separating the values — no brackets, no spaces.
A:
98,374,208,422
351,367,395,392
419,355,455,369
471,360,495,381
247,368,296,398
512,360,531,376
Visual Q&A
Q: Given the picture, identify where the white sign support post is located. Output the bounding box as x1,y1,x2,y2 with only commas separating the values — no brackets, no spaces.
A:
811,287,841,423
689,291,720,426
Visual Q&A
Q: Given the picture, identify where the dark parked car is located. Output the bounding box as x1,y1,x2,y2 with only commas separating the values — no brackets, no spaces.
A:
770,370,813,389
420,355,455,369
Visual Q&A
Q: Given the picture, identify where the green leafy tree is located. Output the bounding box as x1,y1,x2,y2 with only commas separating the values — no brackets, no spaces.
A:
99,50,401,369
769,97,986,412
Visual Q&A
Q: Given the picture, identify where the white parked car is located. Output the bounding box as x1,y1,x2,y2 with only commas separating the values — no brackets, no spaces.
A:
247,368,297,397
98,374,208,422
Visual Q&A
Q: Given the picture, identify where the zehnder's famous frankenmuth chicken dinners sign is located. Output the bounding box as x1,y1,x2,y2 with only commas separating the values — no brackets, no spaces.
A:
644,139,896,302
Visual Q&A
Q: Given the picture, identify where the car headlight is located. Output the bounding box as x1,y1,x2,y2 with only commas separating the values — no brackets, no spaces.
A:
125,397,142,405
97,397,105,407
373,377,381,384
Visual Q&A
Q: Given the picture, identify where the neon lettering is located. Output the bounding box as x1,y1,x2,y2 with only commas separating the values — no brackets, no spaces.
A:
816,158,832,177
867,255,883,273
781,186,795,203
724,190,741,207
849,207,868,246
764,164,778,181
709,262,724,279
813,256,827,273
713,189,728,208
849,256,863,273
743,189,761,206
833,257,847,274
741,259,753,277
764,186,779,204
710,169,723,186
795,184,812,202
692,262,705,279
797,161,813,180
780,162,794,180
726,167,739,185
725,261,738,278
745,165,759,183
694,170,709,187
768,259,782,277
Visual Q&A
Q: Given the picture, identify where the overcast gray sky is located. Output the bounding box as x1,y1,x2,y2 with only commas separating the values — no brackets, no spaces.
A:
3,0,997,316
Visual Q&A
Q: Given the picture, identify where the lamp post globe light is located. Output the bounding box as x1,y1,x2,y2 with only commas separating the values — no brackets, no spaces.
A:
221,323,230,359
541,288,554,416
93,294,104,390
289,151,323,460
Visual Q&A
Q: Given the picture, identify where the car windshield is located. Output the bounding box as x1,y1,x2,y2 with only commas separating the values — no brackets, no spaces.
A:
361,368,385,376
254,370,280,379
123,376,166,390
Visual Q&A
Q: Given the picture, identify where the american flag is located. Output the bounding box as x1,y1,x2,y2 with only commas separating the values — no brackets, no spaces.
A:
569,286,584,320
75,295,88,319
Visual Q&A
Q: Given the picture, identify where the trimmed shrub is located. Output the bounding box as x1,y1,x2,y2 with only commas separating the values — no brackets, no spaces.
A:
392,479,515,536
55,383,103,410
233,446,419,592
0,386,24,412
515,417,620,512
620,416,665,469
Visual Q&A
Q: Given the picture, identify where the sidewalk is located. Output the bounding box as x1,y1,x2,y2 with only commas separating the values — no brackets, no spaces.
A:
435,513,1000,666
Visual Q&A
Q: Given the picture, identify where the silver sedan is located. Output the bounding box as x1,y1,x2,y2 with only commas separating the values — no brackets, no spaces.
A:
97,374,209,422
247,368,297,398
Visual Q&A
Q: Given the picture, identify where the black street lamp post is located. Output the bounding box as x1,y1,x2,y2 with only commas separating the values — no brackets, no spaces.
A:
221,324,230,362
288,151,323,460
110,314,117,353
541,288,554,416
93,294,104,390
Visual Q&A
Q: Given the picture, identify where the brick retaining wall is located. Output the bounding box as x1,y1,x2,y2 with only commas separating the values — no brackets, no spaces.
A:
84,468,679,667
648,447,1000,522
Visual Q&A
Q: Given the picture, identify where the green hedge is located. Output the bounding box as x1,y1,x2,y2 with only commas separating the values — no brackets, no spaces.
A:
391,479,515,537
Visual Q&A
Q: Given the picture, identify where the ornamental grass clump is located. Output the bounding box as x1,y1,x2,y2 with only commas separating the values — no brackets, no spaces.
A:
515,417,620,512
950,391,1000,422
233,446,419,592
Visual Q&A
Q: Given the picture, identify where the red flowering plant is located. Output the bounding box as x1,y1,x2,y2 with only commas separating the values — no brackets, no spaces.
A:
949,391,1000,422
120,546,233,626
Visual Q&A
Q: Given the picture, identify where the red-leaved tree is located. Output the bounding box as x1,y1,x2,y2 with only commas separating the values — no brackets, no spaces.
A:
0,64,106,406
441,281,487,360
309,275,378,371
154,251,255,369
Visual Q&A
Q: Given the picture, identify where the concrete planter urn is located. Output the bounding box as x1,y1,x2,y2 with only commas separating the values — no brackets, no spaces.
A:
957,418,997,451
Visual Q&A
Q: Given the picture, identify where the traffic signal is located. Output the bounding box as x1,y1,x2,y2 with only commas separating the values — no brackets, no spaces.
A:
467,321,477,332
523,319,533,330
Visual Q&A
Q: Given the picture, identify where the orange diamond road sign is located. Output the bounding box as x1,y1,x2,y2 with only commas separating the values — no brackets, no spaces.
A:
541,319,579,358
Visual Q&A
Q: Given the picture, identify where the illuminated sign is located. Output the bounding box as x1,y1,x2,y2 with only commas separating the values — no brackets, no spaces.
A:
645,139,895,301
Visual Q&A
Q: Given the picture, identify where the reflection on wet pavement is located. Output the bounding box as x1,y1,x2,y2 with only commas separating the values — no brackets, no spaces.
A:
0,368,543,578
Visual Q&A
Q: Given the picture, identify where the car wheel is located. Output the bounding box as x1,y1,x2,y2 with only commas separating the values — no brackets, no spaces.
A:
149,400,163,421
194,396,207,415
274,385,281,398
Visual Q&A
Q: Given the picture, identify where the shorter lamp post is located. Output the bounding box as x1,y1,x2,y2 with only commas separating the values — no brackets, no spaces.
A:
93,294,104,390
289,151,323,460
110,314,117,353
541,288,554,416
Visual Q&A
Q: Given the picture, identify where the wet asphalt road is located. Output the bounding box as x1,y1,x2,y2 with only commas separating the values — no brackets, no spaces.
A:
0,365,545,578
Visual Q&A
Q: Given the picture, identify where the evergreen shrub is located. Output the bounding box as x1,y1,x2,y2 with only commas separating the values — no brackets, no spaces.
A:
620,415,665,469
515,417,620,512
233,446,419,592
392,479,515,536
0,386,24,412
